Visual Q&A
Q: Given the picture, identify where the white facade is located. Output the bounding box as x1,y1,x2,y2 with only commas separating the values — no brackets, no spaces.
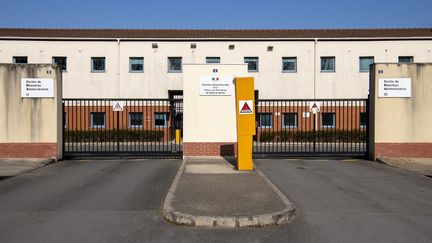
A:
1,33,431,99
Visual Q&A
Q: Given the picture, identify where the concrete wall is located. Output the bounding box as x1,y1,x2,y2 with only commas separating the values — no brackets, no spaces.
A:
183,64,248,156
0,64,62,159
369,63,432,159
1,39,431,99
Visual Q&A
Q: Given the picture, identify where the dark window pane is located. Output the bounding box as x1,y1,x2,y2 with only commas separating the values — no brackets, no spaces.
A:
130,112,143,127
92,57,105,71
130,57,144,71
244,57,259,71
13,56,28,64
91,112,105,128
259,113,272,127
359,56,374,71
283,113,297,127
321,57,335,71
398,56,413,63
282,57,296,72
168,57,182,72
154,113,168,127
322,113,336,128
206,57,220,64
53,57,67,71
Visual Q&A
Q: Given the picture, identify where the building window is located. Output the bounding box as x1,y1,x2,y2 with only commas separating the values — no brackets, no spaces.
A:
283,113,298,128
360,112,367,128
168,57,182,72
282,57,297,72
258,113,273,128
129,112,143,128
90,112,106,128
206,57,220,64
52,56,67,71
129,57,144,72
244,57,259,72
13,56,28,64
321,113,336,128
321,56,335,72
154,112,168,128
91,57,106,72
398,56,413,63
359,56,374,72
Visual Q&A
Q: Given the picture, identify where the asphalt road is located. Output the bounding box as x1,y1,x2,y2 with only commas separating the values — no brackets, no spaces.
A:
0,158,431,242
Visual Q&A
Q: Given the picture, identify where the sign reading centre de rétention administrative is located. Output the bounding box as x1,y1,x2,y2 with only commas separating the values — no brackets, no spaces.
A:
199,76,233,96
21,78,54,98
379,78,412,98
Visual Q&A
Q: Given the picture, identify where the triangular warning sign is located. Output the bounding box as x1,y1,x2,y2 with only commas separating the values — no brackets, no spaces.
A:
239,100,253,114
115,103,121,109
311,103,317,109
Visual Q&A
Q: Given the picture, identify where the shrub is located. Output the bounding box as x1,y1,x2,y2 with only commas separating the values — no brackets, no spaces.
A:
65,129,164,142
259,129,366,143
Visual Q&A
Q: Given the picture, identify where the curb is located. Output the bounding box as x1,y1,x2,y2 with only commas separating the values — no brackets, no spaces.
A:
0,158,56,178
162,158,296,227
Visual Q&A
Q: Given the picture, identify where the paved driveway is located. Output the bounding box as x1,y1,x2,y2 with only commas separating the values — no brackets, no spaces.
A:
0,158,431,242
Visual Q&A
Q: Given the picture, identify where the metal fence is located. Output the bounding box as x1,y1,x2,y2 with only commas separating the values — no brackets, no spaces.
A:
253,99,368,157
63,99,183,158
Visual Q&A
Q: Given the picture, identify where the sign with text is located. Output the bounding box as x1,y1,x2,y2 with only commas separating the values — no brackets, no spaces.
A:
379,78,411,98
21,78,54,98
200,76,233,96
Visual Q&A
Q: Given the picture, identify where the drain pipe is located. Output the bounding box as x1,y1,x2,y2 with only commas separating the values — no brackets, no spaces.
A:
313,38,318,99
117,38,121,98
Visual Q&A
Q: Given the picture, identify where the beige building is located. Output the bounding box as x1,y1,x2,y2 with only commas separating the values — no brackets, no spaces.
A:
0,28,431,99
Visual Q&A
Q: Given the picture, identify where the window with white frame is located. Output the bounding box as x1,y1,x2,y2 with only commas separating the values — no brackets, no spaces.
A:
258,113,273,128
90,112,106,128
91,57,106,72
13,56,28,64
53,56,67,71
129,112,143,128
154,112,168,128
282,57,297,72
168,57,182,72
359,56,374,72
244,57,259,72
206,56,220,64
129,57,144,72
321,113,336,128
320,56,335,72
360,112,367,128
283,113,298,128
398,56,413,63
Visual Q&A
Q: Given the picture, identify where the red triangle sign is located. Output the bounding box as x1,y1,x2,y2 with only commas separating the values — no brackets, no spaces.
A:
240,102,252,113
311,103,317,109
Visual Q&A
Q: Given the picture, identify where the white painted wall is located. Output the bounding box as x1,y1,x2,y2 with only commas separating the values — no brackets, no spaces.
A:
183,64,248,143
0,39,431,99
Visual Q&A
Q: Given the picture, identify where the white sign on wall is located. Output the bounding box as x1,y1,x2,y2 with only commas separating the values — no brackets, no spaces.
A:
21,78,54,98
112,101,124,111
379,78,412,98
200,76,233,96
309,102,321,114
239,100,254,115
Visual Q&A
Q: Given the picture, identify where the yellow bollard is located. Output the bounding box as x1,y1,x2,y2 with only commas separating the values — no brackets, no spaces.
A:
175,129,181,143
235,77,255,171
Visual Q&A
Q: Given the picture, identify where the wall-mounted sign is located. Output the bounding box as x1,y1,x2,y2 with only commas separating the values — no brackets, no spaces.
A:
379,78,411,98
112,101,124,111
21,78,54,98
239,100,254,115
309,102,321,114
200,76,233,96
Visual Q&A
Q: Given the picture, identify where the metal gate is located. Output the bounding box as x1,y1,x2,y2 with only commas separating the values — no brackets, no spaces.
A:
253,99,368,157
63,99,183,158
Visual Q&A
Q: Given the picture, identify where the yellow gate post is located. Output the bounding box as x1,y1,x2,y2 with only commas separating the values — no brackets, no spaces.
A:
235,77,255,171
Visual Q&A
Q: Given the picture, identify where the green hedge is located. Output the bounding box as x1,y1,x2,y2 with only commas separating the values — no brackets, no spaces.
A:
259,130,366,143
65,130,164,142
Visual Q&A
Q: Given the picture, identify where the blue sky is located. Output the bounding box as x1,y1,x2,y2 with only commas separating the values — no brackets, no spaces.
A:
1,0,431,29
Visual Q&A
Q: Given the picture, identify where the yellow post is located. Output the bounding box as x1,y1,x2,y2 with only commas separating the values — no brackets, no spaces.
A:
235,77,255,171
175,129,181,143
